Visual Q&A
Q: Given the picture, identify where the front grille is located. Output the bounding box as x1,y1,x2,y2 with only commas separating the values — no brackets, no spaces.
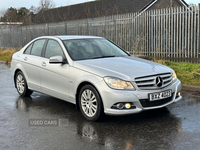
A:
135,73,172,90
139,93,174,108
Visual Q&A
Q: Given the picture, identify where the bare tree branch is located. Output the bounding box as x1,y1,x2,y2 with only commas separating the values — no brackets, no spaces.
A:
39,0,55,10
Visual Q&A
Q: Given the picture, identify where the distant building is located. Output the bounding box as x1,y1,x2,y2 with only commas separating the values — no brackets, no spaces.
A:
0,22,23,29
34,0,188,24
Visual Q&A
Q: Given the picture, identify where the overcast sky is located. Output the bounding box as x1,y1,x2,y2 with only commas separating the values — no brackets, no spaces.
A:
0,0,199,11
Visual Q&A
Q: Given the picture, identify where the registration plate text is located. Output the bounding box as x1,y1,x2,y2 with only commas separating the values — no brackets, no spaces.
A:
149,90,172,101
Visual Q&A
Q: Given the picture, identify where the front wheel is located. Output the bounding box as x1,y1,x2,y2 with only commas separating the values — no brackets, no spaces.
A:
79,85,103,121
15,71,33,97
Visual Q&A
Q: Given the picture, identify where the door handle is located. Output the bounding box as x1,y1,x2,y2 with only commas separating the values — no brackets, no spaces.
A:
24,57,27,61
41,61,46,67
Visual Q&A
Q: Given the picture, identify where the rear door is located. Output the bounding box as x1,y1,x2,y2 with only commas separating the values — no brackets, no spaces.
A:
22,39,46,91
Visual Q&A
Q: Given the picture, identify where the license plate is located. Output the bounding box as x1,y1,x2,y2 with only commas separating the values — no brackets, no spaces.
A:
149,90,172,101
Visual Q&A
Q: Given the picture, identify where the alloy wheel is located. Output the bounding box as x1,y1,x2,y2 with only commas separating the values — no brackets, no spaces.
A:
16,74,25,94
81,89,97,117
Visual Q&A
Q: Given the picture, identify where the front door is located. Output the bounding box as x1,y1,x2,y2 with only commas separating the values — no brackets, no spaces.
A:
39,39,70,101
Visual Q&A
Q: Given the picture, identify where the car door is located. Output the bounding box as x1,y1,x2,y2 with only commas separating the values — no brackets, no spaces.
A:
39,39,70,102
22,39,46,91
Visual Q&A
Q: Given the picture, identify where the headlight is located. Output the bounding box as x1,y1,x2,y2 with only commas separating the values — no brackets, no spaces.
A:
172,71,177,82
104,77,135,90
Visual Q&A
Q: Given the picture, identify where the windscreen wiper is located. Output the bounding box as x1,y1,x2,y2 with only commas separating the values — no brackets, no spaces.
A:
92,55,115,59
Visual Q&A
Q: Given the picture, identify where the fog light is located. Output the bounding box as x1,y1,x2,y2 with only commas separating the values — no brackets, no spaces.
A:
125,103,131,109
116,103,124,109
176,92,181,99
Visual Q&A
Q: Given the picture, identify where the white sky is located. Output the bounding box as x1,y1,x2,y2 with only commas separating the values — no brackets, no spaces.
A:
0,0,94,11
0,0,199,11
186,0,199,5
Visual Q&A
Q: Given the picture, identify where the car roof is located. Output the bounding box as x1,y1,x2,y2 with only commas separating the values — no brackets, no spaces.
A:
54,35,103,40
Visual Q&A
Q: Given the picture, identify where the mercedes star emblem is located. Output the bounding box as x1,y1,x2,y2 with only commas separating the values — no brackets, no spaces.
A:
155,76,163,87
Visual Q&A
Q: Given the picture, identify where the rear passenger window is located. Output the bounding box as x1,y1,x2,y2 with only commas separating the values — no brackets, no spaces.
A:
31,39,46,57
24,44,33,54
45,40,64,59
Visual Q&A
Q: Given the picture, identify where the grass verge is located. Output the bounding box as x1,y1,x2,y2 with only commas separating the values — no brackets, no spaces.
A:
155,60,200,87
0,48,19,63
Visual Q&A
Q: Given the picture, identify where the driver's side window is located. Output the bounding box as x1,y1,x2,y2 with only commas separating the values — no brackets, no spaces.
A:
45,40,64,59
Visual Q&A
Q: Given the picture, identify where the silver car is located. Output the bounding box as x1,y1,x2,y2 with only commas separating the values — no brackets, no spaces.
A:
11,35,182,121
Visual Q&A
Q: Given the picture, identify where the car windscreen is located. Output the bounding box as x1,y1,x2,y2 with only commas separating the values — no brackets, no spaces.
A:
62,38,129,61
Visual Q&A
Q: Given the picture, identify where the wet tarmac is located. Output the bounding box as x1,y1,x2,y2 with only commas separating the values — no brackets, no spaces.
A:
1,62,200,150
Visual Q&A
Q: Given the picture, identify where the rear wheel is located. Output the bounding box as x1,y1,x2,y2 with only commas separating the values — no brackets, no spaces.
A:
15,71,33,97
79,85,103,121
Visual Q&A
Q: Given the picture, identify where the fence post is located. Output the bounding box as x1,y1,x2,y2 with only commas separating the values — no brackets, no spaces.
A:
114,15,117,43
198,3,200,59
26,26,27,45
48,24,50,36
33,25,35,39
10,27,12,48
21,26,23,47
87,19,90,35
0,28,2,47
65,22,68,35
149,11,152,57
46,24,49,36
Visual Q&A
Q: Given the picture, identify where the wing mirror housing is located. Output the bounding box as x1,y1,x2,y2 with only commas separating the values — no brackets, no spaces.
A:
49,56,64,64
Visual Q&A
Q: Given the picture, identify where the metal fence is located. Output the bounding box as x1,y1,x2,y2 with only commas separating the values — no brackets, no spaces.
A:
0,4,200,62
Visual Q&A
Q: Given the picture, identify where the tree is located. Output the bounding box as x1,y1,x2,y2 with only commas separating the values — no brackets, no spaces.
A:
39,0,55,10
0,8,6,18
0,7,32,25
17,7,32,25
29,6,41,14
1,7,18,22
0,0,56,24
17,7,29,16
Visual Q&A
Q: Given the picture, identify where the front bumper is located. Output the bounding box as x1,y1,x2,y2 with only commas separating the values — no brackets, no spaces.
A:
95,79,182,115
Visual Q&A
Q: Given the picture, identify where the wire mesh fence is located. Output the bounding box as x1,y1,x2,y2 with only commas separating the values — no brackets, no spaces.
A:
0,5,200,62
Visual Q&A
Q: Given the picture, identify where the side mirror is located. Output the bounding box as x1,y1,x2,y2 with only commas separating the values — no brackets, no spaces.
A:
49,56,63,64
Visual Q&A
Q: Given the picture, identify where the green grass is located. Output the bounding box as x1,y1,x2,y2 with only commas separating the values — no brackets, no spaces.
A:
0,48,19,62
0,48,200,86
155,60,200,87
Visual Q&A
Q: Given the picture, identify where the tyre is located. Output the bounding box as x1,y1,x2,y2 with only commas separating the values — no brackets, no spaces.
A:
15,71,33,97
79,85,103,121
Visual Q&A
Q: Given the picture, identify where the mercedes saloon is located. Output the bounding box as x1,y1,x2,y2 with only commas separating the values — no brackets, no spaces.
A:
11,35,182,121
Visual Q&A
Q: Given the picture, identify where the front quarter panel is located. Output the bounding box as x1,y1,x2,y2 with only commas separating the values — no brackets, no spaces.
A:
68,66,103,101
